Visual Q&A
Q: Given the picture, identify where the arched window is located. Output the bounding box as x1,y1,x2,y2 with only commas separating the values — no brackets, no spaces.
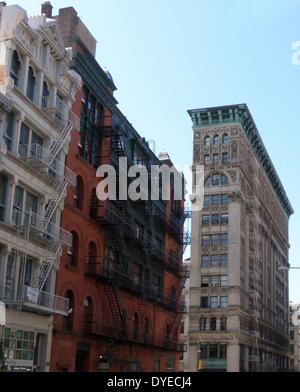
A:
144,317,150,335
204,136,210,146
222,134,229,145
26,66,36,101
204,173,229,188
67,231,79,267
10,51,21,86
87,242,97,264
42,81,50,108
213,135,220,146
133,313,139,334
74,176,84,210
84,296,94,334
165,324,171,339
63,290,75,331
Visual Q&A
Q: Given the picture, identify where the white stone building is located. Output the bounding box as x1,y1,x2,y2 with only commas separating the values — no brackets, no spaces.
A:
187,104,293,372
0,3,81,371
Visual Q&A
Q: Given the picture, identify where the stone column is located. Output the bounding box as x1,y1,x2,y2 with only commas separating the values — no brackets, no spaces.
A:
19,55,30,95
11,112,25,155
227,339,240,372
4,176,17,225
34,70,44,108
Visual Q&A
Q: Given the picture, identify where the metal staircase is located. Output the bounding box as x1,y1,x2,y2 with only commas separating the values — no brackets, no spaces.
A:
104,283,128,340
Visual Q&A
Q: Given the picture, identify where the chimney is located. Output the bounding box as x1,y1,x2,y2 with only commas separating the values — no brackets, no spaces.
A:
0,2,7,9
41,1,53,18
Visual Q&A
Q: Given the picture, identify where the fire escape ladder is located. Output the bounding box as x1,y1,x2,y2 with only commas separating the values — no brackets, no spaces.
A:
48,120,73,167
105,283,128,340
43,180,68,229
33,240,62,291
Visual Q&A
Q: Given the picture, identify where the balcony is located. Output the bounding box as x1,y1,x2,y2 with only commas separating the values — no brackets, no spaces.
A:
123,227,146,249
18,144,76,186
249,310,260,318
81,317,185,352
42,95,68,126
0,284,69,316
22,285,69,316
11,210,73,247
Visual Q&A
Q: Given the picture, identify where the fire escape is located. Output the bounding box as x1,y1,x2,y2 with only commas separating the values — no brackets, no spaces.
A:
7,97,78,314
87,122,189,356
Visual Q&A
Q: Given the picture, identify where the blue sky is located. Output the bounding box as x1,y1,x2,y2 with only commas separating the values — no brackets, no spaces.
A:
19,0,300,301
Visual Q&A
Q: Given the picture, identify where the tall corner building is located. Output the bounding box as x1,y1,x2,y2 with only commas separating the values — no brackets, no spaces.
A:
187,104,293,372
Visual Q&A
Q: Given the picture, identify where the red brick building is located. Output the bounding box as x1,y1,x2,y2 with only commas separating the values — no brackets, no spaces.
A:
48,4,188,372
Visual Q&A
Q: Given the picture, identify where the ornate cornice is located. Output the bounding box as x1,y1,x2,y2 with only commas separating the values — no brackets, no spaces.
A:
188,104,294,217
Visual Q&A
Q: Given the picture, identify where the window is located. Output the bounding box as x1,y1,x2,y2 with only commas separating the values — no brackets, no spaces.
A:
204,155,210,165
211,214,220,225
80,86,102,166
201,276,209,288
10,51,21,86
222,134,229,145
210,276,219,287
133,313,139,334
67,232,79,267
211,255,219,268
212,234,220,246
210,317,217,331
42,82,50,108
154,359,160,372
202,215,210,226
290,330,295,340
213,135,220,146
202,235,210,246
213,154,219,164
209,344,219,359
87,242,97,264
212,174,220,186
0,174,8,222
210,296,218,309
4,112,15,152
201,255,209,268
26,67,35,101
134,222,144,241
219,344,227,359
205,173,229,187
166,357,175,372
220,275,228,287
212,195,220,206
221,194,229,206
200,297,209,308
221,175,229,186
221,214,228,224
204,195,211,206
220,317,227,331
12,185,24,225
204,136,210,146
221,233,228,246
199,317,207,331
153,274,162,294
220,296,228,309
63,290,75,331
220,254,228,267
222,153,229,164
74,176,84,210
3,328,35,364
